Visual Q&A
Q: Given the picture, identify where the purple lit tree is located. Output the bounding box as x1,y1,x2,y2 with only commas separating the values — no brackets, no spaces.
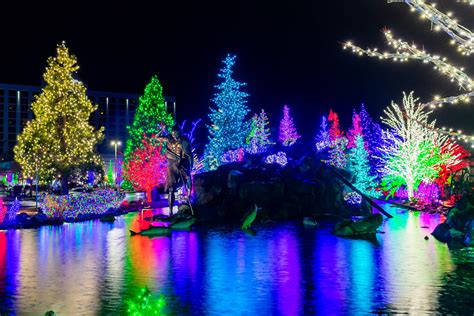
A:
279,105,300,146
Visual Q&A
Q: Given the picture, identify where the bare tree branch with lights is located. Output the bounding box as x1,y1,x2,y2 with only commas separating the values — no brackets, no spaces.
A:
343,0,474,146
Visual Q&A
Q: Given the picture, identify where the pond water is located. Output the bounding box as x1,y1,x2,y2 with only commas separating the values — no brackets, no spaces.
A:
0,204,473,315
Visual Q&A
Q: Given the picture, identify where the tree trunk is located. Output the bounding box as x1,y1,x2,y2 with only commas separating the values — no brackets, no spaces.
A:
60,176,69,196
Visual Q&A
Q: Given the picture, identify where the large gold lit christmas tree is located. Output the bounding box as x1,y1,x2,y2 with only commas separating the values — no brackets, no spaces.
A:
14,42,103,193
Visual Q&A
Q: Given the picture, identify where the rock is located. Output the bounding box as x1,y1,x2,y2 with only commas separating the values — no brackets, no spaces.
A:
227,169,246,192
432,223,450,243
303,217,318,227
333,214,383,237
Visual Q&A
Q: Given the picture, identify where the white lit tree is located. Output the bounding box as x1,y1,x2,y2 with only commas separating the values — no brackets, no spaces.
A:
377,92,453,199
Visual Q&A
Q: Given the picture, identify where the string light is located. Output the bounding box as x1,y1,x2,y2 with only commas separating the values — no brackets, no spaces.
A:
343,30,473,90
343,6,474,146
394,0,474,55
40,190,124,219
265,151,288,166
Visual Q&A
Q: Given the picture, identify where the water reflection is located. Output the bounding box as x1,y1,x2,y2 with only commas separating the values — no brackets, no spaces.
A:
0,207,472,314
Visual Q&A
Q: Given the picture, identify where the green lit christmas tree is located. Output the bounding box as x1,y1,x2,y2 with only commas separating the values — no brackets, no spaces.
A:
247,109,272,154
124,75,174,159
107,160,115,187
347,135,381,198
204,54,250,170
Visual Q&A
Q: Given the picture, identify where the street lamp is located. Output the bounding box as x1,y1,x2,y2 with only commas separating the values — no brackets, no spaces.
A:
110,140,122,187
111,140,122,159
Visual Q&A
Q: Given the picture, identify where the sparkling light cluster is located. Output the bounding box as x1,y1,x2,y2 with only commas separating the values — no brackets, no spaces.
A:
40,189,124,219
221,148,245,164
265,151,288,166
344,192,362,205
126,287,166,316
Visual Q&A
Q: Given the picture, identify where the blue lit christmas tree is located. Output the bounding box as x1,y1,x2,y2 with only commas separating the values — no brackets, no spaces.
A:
359,104,383,178
315,115,330,151
347,135,381,198
204,54,250,170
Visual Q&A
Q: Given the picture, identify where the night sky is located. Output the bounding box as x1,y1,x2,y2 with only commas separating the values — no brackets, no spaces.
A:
1,0,472,144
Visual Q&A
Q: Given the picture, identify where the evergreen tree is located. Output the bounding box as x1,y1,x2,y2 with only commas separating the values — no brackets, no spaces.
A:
315,115,330,151
327,137,348,169
328,109,342,142
248,109,272,153
123,136,167,203
107,160,115,186
204,54,250,170
124,75,174,159
359,104,383,177
347,111,363,148
279,105,300,146
14,43,103,194
348,135,381,197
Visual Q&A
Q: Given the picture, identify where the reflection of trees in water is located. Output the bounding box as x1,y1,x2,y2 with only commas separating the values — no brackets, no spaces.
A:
436,250,474,315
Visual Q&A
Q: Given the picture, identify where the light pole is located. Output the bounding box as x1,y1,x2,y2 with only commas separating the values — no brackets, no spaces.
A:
110,140,121,186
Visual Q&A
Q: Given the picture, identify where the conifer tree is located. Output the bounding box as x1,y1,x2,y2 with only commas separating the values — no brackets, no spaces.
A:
248,109,272,153
315,115,330,151
14,42,103,194
124,75,174,159
107,160,115,187
279,105,300,146
348,135,381,197
204,54,250,170
347,111,363,148
328,109,342,142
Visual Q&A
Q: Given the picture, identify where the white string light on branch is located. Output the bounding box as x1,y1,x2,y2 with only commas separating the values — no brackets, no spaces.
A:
343,30,474,91
399,0,474,55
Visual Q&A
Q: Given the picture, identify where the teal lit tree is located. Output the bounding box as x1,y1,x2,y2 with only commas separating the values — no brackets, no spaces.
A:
124,75,174,159
348,135,381,198
204,54,250,170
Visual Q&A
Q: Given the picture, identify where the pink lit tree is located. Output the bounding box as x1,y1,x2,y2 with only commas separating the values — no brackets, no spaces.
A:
279,105,300,146
123,136,168,203
347,111,363,148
